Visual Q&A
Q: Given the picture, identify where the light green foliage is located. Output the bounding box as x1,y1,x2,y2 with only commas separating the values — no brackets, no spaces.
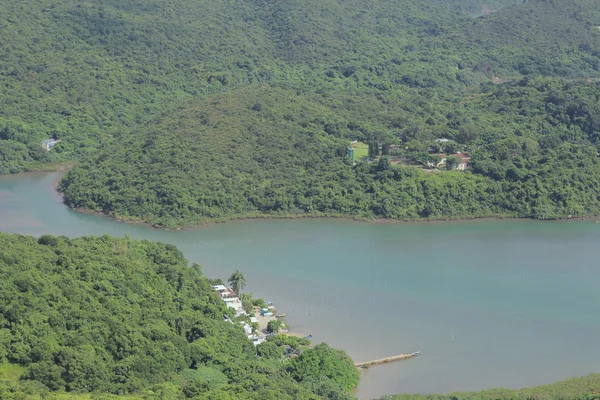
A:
266,320,283,334
239,294,255,315
383,373,600,400
0,233,351,399
430,0,521,14
0,362,26,381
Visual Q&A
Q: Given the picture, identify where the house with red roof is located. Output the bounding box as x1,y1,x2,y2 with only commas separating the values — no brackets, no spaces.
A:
449,152,471,170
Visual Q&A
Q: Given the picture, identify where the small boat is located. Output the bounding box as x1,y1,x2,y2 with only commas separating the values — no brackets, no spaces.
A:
275,314,287,318
304,334,313,340
411,351,421,356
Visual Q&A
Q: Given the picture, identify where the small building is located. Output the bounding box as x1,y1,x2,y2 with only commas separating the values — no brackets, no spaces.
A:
242,322,253,335
347,146,354,161
213,285,238,300
250,336,266,346
426,154,447,168
449,153,471,170
41,139,58,151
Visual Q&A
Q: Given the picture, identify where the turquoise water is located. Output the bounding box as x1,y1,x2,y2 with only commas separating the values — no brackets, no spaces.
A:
1,172,600,398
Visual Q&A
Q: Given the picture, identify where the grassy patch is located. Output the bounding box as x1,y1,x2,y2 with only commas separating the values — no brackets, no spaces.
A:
0,361,26,381
352,142,369,162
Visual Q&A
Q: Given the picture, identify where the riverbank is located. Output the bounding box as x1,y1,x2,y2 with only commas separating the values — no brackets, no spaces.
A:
7,170,589,230
63,203,599,231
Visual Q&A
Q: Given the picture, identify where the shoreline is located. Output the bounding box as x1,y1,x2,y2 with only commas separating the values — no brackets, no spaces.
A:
6,169,599,230
61,204,599,231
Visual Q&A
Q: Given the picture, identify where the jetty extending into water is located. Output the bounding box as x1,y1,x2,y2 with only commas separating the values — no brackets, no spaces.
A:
355,351,421,368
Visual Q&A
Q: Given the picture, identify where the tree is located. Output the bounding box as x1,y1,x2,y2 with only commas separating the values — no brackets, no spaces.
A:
266,320,282,334
458,123,479,144
377,156,390,171
228,270,246,295
288,343,360,391
368,141,378,158
446,155,462,170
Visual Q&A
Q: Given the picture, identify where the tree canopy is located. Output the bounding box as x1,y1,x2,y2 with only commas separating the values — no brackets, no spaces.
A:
1,0,600,173
58,79,600,227
0,233,356,399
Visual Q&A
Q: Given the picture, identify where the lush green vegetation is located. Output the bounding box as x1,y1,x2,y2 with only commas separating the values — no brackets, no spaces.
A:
58,78,600,227
2,0,600,173
41,0,600,227
382,373,600,400
0,233,358,399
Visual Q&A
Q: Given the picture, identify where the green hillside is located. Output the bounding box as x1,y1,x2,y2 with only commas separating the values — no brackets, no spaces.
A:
457,0,600,76
0,0,461,174
2,0,600,175
0,233,358,399
58,78,600,227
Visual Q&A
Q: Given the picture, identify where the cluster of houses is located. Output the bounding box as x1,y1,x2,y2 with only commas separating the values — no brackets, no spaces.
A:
348,137,471,171
213,284,270,346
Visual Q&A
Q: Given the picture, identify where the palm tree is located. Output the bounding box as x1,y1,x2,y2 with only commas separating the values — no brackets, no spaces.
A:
228,270,246,295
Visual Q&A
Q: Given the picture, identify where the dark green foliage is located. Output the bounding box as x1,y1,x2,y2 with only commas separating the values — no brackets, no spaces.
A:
1,0,600,174
456,0,600,77
59,80,600,227
288,343,360,392
0,233,354,399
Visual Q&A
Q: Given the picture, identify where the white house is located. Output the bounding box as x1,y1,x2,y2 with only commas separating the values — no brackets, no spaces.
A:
41,139,58,151
213,285,245,315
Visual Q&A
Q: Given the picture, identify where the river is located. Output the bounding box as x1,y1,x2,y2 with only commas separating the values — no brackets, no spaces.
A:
1,172,600,399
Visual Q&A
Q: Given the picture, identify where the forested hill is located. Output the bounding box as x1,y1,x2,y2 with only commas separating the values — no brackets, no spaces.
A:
0,0,461,173
2,0,600,174
0,233,359,399
60,79,600,227
458,0,600,76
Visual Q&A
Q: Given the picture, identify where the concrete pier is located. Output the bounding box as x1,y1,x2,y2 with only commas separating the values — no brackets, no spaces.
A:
355,352,420,368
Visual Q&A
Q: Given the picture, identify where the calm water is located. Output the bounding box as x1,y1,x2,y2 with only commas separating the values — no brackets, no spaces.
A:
1,172,600,399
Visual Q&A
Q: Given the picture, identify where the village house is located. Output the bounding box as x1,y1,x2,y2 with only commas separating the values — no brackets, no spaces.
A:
213,285,245,315
426,154,447,168
449,152,471,170
41,138,58,151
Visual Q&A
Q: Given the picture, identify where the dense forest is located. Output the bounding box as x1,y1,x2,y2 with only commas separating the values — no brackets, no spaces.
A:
0,233,358,399
30,0,600,227
1,0,600,173
58,78,600,227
